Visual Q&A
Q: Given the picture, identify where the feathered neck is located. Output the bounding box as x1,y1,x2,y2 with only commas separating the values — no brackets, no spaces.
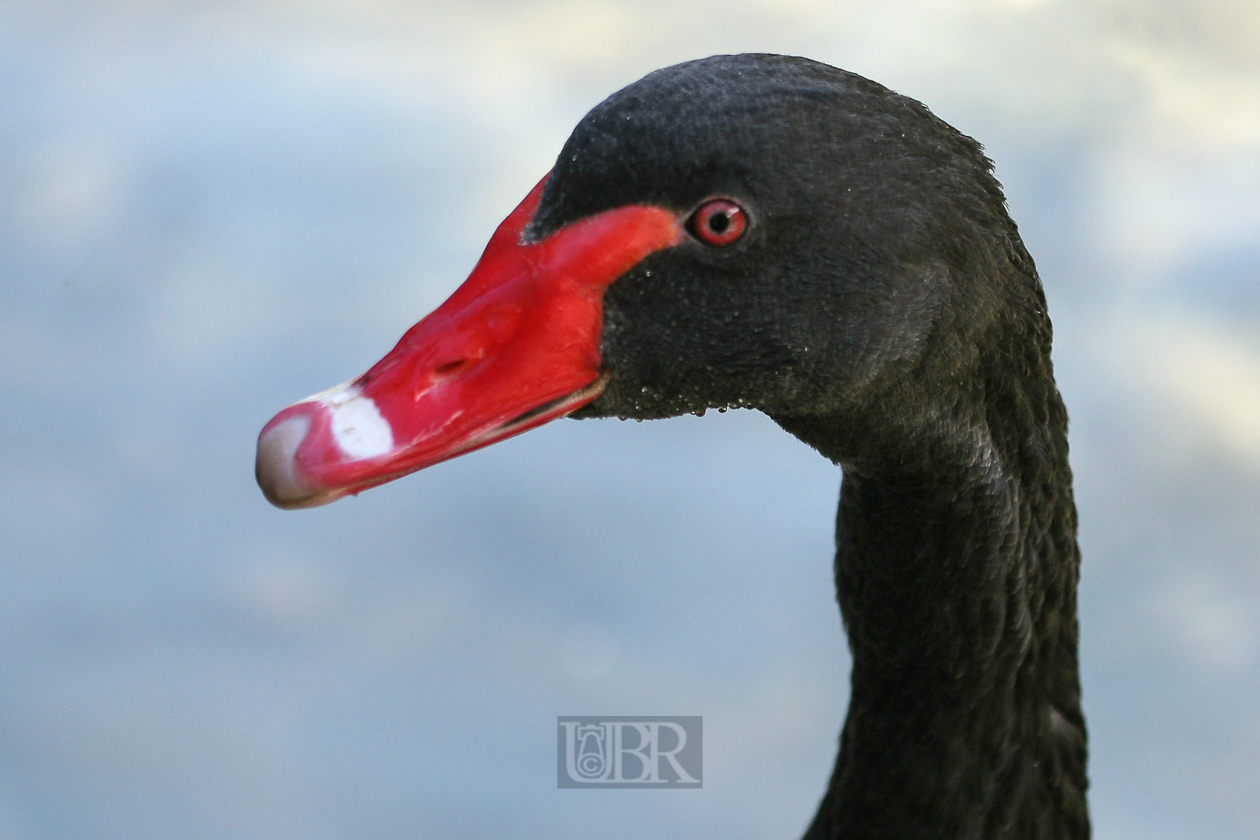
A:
775,296,1088,839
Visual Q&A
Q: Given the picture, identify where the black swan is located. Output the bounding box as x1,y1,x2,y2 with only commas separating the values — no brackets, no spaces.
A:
256,54,1087,839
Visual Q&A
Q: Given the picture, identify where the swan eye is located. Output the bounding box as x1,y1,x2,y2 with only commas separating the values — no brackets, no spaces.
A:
688,199,747,247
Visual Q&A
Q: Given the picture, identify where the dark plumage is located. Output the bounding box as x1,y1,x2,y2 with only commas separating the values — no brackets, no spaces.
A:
258,52,1088,838
543,55,1087,838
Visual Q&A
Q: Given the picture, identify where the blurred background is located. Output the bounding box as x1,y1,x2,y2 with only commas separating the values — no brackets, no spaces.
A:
2,1,1259,837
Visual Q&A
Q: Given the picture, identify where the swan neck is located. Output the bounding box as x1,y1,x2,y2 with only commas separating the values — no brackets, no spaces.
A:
785,385,1088,838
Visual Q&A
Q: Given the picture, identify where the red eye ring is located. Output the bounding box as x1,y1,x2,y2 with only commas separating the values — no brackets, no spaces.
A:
688,199,747,247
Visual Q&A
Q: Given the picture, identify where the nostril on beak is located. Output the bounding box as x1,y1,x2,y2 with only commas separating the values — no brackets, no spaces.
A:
434,359,467,377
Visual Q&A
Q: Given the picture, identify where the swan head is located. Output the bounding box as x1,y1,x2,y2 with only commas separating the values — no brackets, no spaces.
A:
257,54,1037,507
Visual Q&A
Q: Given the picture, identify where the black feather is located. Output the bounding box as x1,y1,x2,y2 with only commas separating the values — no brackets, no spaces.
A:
546,54,1087,839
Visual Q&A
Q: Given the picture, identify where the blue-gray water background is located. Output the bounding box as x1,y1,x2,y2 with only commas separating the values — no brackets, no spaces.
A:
2,1,1259,837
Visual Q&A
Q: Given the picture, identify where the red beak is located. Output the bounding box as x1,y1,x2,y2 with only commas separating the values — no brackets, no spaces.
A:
256,175,682,509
